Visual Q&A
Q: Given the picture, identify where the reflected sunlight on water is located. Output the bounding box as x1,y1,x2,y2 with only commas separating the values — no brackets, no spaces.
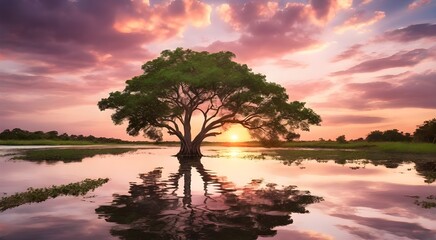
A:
0,146,435,240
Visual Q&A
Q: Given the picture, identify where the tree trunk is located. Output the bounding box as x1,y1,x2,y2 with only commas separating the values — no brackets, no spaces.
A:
176,140,203,157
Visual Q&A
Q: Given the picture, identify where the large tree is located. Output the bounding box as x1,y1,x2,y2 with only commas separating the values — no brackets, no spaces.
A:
98,48,321,157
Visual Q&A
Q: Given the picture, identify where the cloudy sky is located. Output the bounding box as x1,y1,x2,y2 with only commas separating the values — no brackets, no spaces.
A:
0,0,435,141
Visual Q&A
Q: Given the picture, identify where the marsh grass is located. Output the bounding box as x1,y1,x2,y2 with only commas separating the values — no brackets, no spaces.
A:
281,141,376,149
0,178,109,212
374,142,436,154
13,148,136,162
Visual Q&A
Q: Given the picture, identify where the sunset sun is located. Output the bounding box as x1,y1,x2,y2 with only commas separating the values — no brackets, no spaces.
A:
230,134,239,142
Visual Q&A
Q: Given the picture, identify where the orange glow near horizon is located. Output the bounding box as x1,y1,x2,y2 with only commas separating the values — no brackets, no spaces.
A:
216,125,251,142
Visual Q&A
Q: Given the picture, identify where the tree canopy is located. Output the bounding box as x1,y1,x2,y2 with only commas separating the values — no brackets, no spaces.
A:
98,48,321,157
366,129,412,142
414,118,436,143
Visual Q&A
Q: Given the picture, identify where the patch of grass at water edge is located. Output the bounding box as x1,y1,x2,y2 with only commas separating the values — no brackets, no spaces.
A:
0,178,109,212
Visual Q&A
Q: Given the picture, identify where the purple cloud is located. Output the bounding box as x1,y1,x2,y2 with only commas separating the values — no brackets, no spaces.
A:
332,44,364,62
322,71,436,109
379,23,436,42
332,214,434,239
0,0,210,72
331,48,433,75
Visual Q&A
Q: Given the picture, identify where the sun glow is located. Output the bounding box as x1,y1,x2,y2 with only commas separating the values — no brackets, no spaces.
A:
230,134,239,142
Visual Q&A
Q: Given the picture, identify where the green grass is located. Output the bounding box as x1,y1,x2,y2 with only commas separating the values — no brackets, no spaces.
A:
2,139,435,154
281,141,436,154
0,178,109,212
13,148,136,162
282,141,376,149
373,142,436,154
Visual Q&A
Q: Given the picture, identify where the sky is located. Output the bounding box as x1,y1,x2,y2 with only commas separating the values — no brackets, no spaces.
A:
0,0,435,142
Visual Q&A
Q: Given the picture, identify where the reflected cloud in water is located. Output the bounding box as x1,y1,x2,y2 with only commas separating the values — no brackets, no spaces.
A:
1,146,435,239
332,214,435,240
96,157,324,239
0,215,111,240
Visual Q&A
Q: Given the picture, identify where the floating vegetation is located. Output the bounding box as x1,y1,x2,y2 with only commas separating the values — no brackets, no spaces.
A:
0,178,109,212
12,148,136,163
412,195,436,209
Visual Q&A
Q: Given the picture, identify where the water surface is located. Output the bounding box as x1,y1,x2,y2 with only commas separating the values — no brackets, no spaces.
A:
0,146,435,240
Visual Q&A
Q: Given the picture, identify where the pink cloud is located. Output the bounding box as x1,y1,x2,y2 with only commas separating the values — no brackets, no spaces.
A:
286,80,333,101
274,59,308,68
336,225,377,239
334,10,385,33
408,0,431,10
359,0,373,5
331,48,433,76
332,44,364,62
0,95,92,117
323,115,386,125
206,0,351,61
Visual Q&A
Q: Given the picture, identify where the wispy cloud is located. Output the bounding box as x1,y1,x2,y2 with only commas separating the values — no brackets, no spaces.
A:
378,23,436,42
323,71,436,109
408,0,432,10
323,115,386,125
332,44,364,62
335,10,385,33
331,48,433,76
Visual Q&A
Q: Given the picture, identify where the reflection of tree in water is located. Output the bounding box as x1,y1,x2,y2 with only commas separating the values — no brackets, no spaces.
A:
96,158,323,240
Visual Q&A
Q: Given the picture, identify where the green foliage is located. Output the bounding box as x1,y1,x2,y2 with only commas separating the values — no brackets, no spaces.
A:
0,178,109,212
412,195,436,208
13,148,135,163
285,132,301,142
336,135,347,143
99,48,321,153
366,129,412,142
414,118,436,143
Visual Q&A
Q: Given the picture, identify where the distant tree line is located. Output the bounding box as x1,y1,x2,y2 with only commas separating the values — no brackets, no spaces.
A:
366,129,412,142
366,118,436,143
0,128,128,144
334,118,436,144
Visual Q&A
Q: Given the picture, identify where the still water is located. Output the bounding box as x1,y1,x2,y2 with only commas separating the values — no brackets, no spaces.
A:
0,146,435,240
